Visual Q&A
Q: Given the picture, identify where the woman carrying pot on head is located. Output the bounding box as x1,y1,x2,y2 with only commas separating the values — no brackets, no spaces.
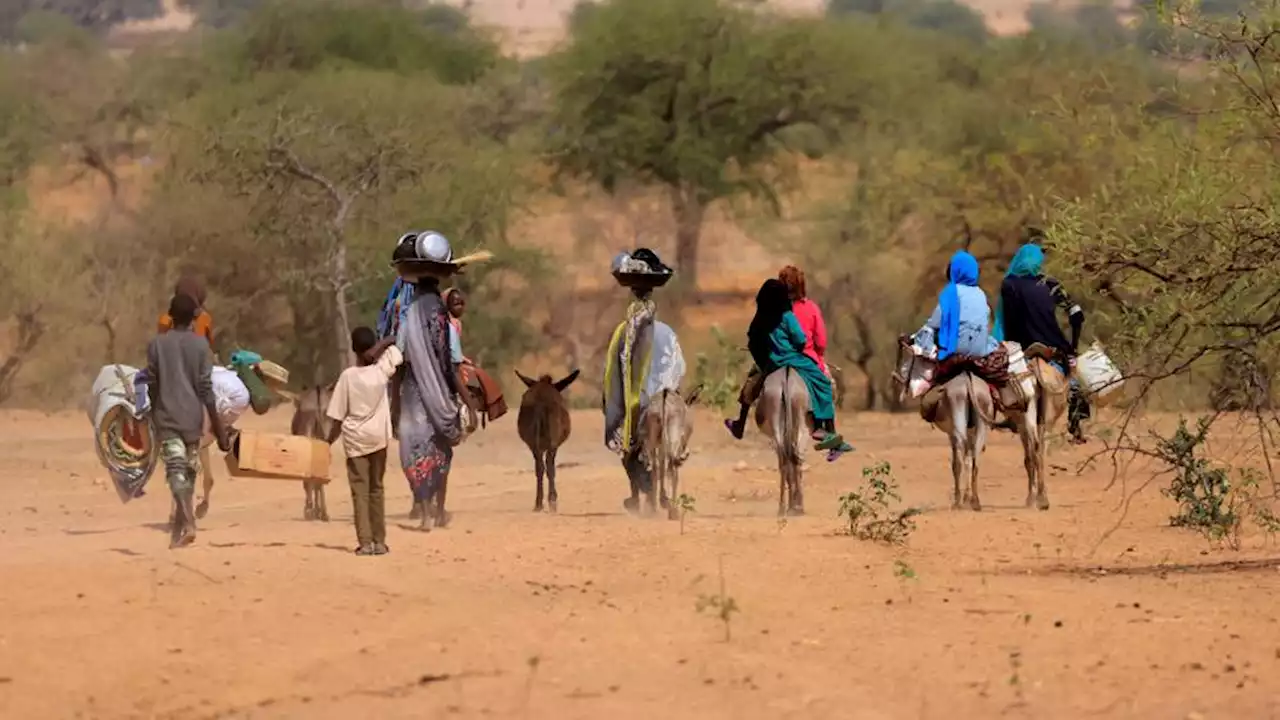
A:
389,231,470,530
602,248,689,513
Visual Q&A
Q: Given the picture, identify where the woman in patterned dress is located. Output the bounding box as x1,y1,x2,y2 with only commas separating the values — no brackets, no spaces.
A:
393,231,465,530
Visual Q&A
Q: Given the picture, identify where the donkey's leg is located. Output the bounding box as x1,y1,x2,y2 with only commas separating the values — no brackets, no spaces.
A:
316,483,329,522
645,460,660,517
777,450,789,518
546,448,559,514
789,460,806,516
532,447,546,512
1017,401,1040,509
303,483,316,521
969,422,988,512
195,446,213,519
666,461,680,521
644,439,663,517
949,397,968,510
1035,417,1051,511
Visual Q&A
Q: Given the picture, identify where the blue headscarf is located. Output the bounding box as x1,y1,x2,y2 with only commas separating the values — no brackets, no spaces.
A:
938,251,980,361
376,277,415,340
992,244,1044,342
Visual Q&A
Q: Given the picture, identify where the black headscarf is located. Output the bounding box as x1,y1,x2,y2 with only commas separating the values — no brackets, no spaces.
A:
747,279,792,369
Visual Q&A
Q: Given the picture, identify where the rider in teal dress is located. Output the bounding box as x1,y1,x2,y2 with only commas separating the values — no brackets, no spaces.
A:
747,279,851,458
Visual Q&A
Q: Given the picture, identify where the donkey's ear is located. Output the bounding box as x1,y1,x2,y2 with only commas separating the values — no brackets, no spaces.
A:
683,383,703,406
514,369,537,388
554,369,581,393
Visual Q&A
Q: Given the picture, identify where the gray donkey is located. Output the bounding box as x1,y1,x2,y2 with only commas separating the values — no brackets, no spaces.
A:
515,369,580,513
755,367,811,517
290,385,335,521
899,348,994,511
638,385,700,520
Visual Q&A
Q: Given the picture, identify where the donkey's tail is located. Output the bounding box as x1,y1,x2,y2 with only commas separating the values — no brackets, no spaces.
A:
780,368,800,465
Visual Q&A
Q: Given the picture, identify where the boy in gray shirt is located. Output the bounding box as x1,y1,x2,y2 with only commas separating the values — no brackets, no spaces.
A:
146,293,230,548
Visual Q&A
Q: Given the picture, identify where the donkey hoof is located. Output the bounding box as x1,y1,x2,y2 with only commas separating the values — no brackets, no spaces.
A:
319,512,330,522
667,506,680,521
195,500,209,520
533,502,543,513
968,498,982,512
548,500,558,514
659,496,671,510
1036,496,1050,511
622,497,639,514
787,506,806,517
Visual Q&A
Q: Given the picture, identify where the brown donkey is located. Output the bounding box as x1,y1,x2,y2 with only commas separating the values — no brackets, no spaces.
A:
290,385,336,521
515,369,580,513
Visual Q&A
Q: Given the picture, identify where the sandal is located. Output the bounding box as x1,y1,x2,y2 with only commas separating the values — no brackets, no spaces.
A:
355,543,377,556
815,433,845,452
826,442,854,462
373,542,390,555
723,419,745,440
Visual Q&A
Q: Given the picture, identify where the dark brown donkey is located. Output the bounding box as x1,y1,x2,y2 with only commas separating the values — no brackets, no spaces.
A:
515,369,580,513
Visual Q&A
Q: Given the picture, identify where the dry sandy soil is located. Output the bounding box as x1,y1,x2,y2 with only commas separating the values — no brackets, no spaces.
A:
1,405,1278,719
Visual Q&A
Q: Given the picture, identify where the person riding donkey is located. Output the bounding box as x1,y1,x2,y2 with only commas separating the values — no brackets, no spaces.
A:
911,251,1008,422
993,241,1090,443
725,265,847,441
725,278,853,459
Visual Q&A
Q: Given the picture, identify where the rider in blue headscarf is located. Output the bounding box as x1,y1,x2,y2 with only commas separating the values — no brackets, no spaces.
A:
993,243,1045,343
914,251,997,360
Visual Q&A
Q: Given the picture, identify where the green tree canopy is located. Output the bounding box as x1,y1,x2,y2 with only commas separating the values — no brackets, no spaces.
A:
209,0,498,84
547,0,878,290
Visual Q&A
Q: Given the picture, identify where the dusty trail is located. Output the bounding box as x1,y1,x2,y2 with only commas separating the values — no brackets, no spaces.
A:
0,407,1277,719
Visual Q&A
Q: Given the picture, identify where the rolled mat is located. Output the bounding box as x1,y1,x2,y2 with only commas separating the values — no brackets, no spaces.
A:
88,365,159,503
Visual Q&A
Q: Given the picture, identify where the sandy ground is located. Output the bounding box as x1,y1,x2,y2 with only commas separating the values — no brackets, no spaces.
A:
1,406,1278,719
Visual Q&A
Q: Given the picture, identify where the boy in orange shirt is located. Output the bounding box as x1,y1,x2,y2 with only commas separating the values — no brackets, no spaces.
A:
159,276,215,355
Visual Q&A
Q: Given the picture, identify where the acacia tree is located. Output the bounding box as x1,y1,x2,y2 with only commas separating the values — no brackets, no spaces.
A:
1049,2,1280,479
164,72,464,375
546,0,873,291
154,68,547,384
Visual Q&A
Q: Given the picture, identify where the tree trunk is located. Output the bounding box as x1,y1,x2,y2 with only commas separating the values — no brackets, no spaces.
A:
330,235,354,372
0,310,45,406
670,185,705,292
849,311,877,411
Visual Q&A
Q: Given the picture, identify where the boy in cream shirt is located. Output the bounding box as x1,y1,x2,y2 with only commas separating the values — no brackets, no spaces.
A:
326,327,402,556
